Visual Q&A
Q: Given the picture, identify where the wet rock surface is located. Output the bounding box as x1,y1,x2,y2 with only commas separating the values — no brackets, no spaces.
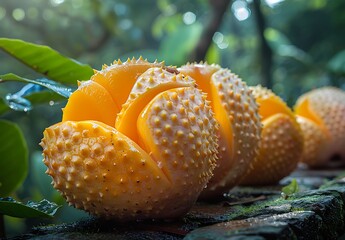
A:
10,167,345,240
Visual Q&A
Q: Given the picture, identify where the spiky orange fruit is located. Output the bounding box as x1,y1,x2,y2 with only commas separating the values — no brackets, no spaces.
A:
240,86,303,185
179,63,262,198
41,58,218,221
294,87,345,167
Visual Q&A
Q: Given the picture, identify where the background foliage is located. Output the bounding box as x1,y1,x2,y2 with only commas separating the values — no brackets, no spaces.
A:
0,0,344,237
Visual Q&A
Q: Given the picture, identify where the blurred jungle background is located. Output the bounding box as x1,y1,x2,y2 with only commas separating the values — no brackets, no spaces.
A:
0,0,345,237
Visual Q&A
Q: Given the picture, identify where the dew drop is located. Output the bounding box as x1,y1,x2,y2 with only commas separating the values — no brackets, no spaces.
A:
35,78,73,98
49,100,55,106
5,93,33,112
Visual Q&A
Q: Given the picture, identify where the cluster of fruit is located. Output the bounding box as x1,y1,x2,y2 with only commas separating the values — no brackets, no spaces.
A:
40,58,345,221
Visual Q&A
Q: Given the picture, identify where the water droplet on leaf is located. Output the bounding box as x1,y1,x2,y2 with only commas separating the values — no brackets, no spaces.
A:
5,93,33,112
35,78,73,98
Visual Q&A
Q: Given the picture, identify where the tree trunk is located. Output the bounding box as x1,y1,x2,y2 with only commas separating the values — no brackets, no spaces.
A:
252,0,273,88
190,0,231,62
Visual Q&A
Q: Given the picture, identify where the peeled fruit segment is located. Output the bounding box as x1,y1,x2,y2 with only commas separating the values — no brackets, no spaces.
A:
91,57,163,108
41,121,170,220
179,63,220,103
62,80,119,126
250,85,295,121
116,67,195,143
42,61,218,220
180,63,262,198
138,87,218,211
240,86,303,185
294,87,345,166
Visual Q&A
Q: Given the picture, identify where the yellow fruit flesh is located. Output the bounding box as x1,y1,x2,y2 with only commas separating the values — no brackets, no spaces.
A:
179,63,220,103
92,61,162,109
294,97,326,132
257,96,294,121
210,81,234,155
116,68,194,144
207,81,234,186
62,81,120,126
116,82,187,143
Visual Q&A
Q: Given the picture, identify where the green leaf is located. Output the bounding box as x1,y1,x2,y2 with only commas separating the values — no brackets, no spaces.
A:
0,98,9,116
0,120,28,196
25,90,67,106
0,38,94,84
0,73,74,98
265,28,291,46
0,197,60,218
159,23,202,65
281,179,299,197
265,28,312,64
205,43,220,64
0,90,66,116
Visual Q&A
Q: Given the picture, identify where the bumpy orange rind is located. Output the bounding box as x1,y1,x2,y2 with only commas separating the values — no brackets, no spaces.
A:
294,87,345,167
240,86,303,186
41,59,218,220
179,63,262,198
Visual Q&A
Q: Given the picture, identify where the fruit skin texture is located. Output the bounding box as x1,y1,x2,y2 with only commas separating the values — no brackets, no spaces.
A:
294,87,345,167
179,63,262,199
295,116,328,167
240,86,303,186
41,59,218,221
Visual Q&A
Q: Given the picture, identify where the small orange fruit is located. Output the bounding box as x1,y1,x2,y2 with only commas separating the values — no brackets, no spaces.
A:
294,87,345,167
240,86,303,186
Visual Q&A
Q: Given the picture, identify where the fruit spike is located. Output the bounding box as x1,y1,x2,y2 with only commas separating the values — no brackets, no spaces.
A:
294,87,345,167
42,60,218,221
240,86,303,185
179,63,261,199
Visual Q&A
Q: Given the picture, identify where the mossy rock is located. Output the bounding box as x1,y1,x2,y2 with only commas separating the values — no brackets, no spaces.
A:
10,172,345,239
